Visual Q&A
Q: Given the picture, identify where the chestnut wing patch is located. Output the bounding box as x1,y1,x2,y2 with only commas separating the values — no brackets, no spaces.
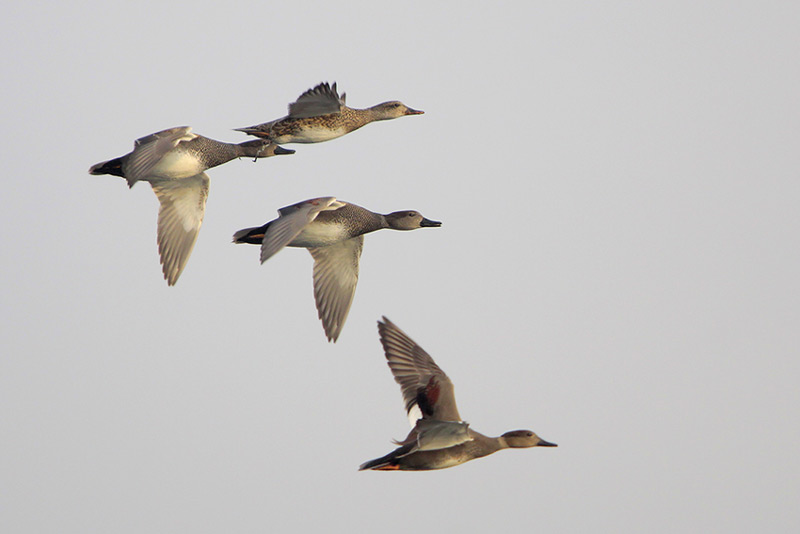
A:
416,376,441,417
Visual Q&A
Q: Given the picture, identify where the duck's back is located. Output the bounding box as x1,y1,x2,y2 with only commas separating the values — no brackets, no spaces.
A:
316,203,383,233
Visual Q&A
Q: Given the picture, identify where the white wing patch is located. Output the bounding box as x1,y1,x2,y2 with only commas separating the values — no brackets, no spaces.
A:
406,405,423,427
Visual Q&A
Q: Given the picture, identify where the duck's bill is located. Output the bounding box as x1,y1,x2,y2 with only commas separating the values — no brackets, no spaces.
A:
274,145,296,155
420,218,442,227
538,439,558,447
405,108,424,115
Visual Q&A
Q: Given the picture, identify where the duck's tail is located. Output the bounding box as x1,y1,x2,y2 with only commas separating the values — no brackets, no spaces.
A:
359,441,416,471
358,452,400,471
232,223,270,245
233,123,273,139
88,157,124,177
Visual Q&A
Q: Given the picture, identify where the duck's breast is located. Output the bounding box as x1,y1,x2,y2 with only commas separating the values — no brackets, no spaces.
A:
149,150,206,179
290,220,351,247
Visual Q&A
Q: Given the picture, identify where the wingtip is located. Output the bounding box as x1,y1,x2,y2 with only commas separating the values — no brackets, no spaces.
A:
323,322,342,343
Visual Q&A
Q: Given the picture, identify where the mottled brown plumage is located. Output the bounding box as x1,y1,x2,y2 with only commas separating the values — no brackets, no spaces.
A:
236,82,423,144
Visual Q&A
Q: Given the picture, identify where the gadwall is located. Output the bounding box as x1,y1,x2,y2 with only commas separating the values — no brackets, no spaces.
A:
235,82,423,144
232,198,441,342
89,126,294,285
359,317,556,471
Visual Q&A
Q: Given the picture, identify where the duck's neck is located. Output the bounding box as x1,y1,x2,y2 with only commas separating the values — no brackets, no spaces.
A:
494,435,510,451
334,204,386,235
366,105,397,122
345,106,387,126
353,212,387,234
473,432,507,455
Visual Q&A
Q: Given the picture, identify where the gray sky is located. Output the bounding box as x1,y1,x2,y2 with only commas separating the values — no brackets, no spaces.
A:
2,1,799,532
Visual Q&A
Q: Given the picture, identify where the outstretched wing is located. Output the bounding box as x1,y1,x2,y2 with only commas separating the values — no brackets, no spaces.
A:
151,172,209,286
308,236,363,342
377,317,461,425
288,82,345,118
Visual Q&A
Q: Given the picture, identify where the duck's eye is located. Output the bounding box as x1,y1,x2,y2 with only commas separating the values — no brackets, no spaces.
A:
407,211,417,217
392,103,401,108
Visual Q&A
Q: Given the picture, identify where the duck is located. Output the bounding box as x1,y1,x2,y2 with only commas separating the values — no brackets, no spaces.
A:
359,317,557,471
232,198,441,342
89,126,294,285
235,82,423,144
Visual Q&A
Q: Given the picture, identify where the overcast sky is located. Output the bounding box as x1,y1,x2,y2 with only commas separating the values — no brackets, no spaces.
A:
2,1,799,532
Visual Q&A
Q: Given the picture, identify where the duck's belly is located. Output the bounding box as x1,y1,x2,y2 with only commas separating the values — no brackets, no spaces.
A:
427,456,469,470
289,222,350,247
274,125,349,144
148,151,206,179
401,451,470,471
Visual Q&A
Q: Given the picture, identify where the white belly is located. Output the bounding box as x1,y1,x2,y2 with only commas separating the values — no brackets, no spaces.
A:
280,126,348,144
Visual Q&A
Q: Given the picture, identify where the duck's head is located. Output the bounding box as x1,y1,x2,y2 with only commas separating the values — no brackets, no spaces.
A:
385,210,442,230
238,139,296,158
371,101,424,119
501,430,558,448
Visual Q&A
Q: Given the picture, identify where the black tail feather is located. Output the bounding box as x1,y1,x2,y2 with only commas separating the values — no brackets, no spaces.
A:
232,222,271,244
358,452,398,471
88,157,124,178
359,442,415,471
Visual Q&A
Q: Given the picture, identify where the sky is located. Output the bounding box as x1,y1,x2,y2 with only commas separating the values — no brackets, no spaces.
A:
2,1,799,532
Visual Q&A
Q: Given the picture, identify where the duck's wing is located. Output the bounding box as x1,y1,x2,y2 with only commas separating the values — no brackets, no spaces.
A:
260,197,343,263
150,172,209,286
308,235,363,342
287,82,345,119
377,317,462,425
126,126,196,182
